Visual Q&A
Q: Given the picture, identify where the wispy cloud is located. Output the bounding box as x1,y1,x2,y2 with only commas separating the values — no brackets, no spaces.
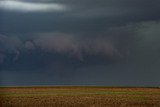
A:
0,1,68,12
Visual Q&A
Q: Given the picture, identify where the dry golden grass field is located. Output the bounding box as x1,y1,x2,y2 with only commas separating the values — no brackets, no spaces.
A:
0,86,160,107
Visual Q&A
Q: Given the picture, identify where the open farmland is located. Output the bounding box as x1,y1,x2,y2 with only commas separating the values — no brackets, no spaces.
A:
0,86,160,107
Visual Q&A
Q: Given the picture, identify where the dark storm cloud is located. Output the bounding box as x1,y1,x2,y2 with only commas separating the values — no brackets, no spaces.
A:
0,0,160,86
0,32,119,66
0,35,22,63
0,22,138,73
0,0,160,33
33,33,119,60
0,22,138,65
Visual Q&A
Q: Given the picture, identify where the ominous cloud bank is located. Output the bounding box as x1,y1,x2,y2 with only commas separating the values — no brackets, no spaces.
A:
0,0,160,86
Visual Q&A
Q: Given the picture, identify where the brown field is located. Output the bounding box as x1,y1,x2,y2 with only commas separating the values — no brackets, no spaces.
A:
0,86,160,107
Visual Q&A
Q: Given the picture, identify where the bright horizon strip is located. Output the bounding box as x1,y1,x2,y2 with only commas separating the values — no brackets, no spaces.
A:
0,1,68,12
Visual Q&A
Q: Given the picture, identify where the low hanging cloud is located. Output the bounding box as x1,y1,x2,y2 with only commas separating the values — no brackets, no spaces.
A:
24,41,36,50
0,35,22,63
0,22,138,64
33,33,119,60
0,1,68,12
0,33,120,64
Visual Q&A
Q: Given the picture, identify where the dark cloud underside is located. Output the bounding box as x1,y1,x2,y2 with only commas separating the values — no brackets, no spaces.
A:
0,0,160,86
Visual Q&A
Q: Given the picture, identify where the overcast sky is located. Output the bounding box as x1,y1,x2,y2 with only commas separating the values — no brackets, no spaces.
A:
0,0,160,86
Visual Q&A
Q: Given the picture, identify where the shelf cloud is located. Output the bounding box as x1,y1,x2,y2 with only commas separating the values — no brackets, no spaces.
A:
0,1,68,12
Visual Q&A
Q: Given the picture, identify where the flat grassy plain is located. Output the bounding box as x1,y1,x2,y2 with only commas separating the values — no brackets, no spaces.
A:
0,86,160,107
